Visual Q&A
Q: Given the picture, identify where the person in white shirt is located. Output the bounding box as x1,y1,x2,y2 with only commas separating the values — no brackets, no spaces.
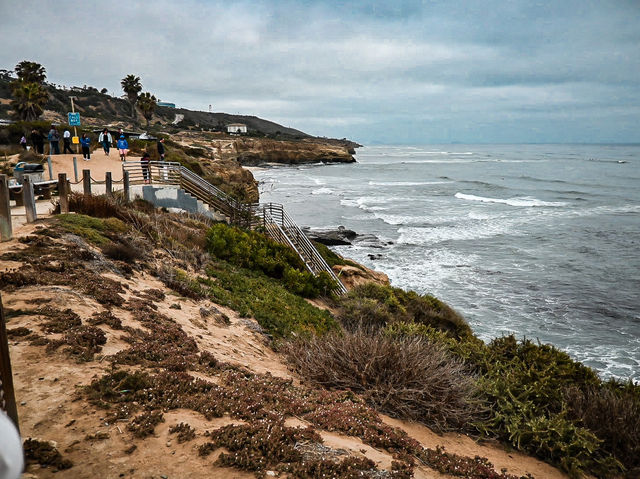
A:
62,129,73,154
98,128,113,156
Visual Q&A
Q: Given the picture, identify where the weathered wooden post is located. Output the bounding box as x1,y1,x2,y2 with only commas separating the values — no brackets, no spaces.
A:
105,172,113,197
47,156,53,180
82,169,91,195
0,292,20,433
0,175,12,241
0,175,13,241
73,157,78,182
22,177,37,223
123,171,130,203
58,173,69,214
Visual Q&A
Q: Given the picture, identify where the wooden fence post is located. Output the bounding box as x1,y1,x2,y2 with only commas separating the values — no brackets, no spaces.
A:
0,175,12,242
22,177,37,223
58,173,69,214
73,157,78,182
0,293,20,433
105,172,112,197
82,169,91,195
47,156,53,180
123,171,130,203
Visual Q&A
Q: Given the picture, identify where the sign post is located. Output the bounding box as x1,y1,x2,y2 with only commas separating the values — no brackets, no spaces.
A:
68,96,80,153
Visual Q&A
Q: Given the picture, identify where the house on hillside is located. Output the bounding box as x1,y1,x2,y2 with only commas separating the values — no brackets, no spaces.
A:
226,123,247,134
157,102,176,108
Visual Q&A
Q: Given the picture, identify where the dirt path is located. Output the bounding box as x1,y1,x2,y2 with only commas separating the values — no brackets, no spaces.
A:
48,148,138,182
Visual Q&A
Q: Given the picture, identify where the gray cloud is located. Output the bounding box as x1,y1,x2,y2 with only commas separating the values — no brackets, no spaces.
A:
1,0,638,143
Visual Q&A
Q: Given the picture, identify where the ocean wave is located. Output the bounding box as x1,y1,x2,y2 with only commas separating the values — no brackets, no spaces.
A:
340,196,408,211
396,219,521,245
372,213,439,226
311,187,333,195
455,192,567,207
368,180,451,186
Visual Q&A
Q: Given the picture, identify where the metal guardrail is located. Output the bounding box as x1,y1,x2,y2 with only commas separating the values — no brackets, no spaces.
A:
122,161,347,294
253,203,348,294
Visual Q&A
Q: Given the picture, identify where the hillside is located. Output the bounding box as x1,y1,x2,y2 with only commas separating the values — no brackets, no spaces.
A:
0,198,569,479
0,73,359,164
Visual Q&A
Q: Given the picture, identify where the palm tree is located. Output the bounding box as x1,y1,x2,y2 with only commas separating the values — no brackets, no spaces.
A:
121,74,142,118
10,81,49,121
137,92,157,127
14,61,46,84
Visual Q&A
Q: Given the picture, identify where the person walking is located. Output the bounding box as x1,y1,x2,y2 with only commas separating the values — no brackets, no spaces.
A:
117,134,129,161
48,126,60,155
99,128,112,155
19,135,27,150
31,129,44,154
80,133,91,161
62,129,73,153
141,152,151,183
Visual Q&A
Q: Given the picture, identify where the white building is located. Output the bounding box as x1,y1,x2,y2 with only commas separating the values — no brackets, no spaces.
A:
226,123,247,134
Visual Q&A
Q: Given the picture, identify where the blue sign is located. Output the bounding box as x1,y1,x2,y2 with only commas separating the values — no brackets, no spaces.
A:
68,112,81,126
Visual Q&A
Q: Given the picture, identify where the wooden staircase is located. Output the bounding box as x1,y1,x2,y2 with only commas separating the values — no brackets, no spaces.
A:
122,161,347,294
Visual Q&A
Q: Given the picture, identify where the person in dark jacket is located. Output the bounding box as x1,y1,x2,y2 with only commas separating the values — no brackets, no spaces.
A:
31,129,44,154
141,152,151,183
80,133,91,160
157,138,165,161
48,126,60,155
62,130,73,153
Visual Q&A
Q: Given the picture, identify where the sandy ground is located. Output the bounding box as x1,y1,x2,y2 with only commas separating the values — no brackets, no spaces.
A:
1,199,570,479
8,149,143,230
47,148,129,183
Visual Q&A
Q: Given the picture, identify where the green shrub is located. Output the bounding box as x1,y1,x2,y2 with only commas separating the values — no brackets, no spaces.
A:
206,223,337,298
201,263,337,338
56,214,113,245
312,241,363,269
337,283,472,338
424,333,621,477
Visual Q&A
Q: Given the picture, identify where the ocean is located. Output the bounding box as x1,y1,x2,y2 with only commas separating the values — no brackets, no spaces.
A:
252,144,640,381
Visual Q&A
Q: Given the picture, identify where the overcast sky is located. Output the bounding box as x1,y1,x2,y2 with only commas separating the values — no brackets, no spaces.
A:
1,0,639,144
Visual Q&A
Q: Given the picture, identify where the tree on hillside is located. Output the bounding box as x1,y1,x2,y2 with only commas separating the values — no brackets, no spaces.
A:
10,60,49,121
14,61,47,84
10,82,49,121
121,74,142,118
137,92,157,127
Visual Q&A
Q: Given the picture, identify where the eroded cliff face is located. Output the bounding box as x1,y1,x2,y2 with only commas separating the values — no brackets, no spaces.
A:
167,132,358,202
228,137,356,165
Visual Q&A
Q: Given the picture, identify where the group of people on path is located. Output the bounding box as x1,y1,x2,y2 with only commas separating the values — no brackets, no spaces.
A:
25,126,76,155
21,127,168,182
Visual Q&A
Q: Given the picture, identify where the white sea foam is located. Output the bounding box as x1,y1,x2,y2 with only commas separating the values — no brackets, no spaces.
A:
396,216,524,245
455,192,567,207
311,187,333,195
368,180,451,186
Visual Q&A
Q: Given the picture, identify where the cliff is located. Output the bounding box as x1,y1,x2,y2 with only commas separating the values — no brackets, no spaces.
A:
228,137,356,165
0,204,567,479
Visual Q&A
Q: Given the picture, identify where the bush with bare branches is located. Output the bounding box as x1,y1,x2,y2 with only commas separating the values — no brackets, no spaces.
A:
285,330,483,432
565,383,640,476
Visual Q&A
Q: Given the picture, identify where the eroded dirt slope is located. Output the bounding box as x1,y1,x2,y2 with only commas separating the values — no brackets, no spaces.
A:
1,220,567,479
